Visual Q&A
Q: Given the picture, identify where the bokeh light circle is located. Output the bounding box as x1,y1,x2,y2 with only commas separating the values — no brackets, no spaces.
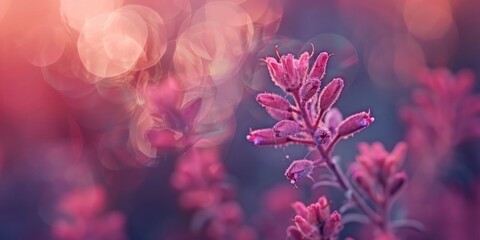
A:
77,8,148,78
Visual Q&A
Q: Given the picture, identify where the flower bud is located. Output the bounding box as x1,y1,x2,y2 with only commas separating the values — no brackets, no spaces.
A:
273,120,301,137
319,78,344,112
388,172,407,197
296,51,310,83
324,108,343,135
265,57,288,90
323,211,342,237
294,215,314,235
281,54,301,91
285,159,314,184
300,78,321,102
309,52,329,80
286,226,304,240
266,108,293,121
256,93,291,111
246,128,288,146
337,111,375,139
313,127,331,146
292,201,309,219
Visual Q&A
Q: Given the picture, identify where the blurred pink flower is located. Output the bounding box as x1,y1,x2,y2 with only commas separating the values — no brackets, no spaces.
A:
52,185,127,240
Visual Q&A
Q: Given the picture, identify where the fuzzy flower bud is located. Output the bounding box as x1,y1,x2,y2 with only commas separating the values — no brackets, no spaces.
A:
319,78,344,112
313,127,331,146
324,108,343,134
246,128,288,146
337,111,375,139
266,108,293,121
300,78,321,102
265,57,288,90
323,211,342,237
281,54,302,91
309,52,329,80
294,215,314,235
273,120,301,137
388,172,407,197
285,159,314,184
256,93,291,111
296,51,310,83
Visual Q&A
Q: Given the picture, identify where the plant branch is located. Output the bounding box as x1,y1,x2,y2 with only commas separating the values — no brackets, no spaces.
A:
317,145,382,225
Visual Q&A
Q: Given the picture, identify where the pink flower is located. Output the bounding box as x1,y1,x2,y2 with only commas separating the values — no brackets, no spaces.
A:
351,142,408,201
264,48,312,92
287,196,342,240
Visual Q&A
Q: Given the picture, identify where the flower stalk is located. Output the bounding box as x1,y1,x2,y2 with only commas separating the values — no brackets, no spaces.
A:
248,46,413,239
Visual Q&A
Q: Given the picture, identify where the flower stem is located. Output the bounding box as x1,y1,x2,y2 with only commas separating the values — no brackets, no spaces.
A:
293,92,383,227
316,144,382,225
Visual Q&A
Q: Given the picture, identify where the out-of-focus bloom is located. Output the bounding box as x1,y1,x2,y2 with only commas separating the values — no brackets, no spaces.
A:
401,68,480,164
170,147,255,240
400,68,480,239
351,142,408,202
52,185,127,240
287,196,342,240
